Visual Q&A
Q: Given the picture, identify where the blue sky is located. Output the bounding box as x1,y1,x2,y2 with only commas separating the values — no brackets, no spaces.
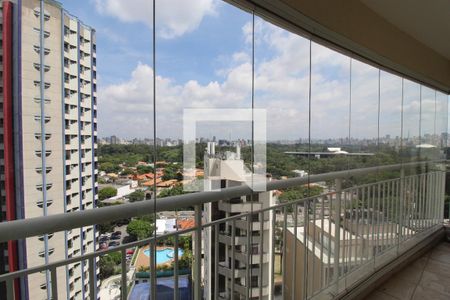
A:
60,0,248,85
58,0,446,141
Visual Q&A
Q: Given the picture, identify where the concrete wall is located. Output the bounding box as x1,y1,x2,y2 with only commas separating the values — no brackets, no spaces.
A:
284,229,325,299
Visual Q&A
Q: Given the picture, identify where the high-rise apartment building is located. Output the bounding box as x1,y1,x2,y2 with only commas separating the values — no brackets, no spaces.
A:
0,0,98,299
203,143,274,299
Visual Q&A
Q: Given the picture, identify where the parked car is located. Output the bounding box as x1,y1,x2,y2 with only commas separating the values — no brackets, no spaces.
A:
110,235,121,240
108,241,120,248
99,236,109,243
116,219,130,226
113,231,121,236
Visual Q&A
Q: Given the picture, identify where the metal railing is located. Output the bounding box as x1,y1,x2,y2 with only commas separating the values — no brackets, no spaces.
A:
0,161,446,300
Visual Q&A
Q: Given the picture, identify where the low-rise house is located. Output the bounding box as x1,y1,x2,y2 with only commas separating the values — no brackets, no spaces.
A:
156,218,177,235
156,179,179,189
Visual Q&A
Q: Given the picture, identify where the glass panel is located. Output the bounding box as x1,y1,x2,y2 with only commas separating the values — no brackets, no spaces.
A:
94,0,156,296
402,80,421,174
254,17,311,298
348,60,379,186
310,42,351,176
436,91,448,159
420,86,438,161
156,2,253,299
379,71,402,170
254,16,310,180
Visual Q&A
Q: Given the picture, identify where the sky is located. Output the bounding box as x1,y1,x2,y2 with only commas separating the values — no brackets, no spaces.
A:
59,0,447,141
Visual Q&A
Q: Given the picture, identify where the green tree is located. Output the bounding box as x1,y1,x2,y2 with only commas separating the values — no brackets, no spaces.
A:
99,252,121,280
162,165,179,181
121,168,135,176
99,257,115,280
128,190,145,202
99,186,118,200
279,185,323,202
137,165,154,175
98,222,115,234
159,184,186,198
127,219,154,240
99,162,121,174
178,250,193,269
179,236,192,250
107,252,122,265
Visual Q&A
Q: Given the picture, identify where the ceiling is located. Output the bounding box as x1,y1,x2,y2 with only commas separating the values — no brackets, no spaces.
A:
362,0,450,60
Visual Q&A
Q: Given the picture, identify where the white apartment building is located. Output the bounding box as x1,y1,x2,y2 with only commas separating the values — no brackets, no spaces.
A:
0,0,98,299
203,142,274,299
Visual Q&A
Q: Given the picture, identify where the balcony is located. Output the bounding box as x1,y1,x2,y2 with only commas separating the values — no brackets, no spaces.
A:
0,161,448,300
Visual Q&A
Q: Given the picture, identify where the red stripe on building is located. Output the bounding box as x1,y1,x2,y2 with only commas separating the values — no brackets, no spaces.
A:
3,1,19,298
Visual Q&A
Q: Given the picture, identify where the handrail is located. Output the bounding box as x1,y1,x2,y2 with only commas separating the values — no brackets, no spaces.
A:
0,160,442,242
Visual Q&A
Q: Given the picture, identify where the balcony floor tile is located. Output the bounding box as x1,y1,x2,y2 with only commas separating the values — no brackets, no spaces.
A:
364,241,450,300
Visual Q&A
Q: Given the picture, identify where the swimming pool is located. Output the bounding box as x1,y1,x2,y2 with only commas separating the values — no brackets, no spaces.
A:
143,248,184,264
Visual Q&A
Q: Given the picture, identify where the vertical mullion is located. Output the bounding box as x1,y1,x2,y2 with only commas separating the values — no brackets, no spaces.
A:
355,188,360,267
194,205,202,299
413,176,417,232
348,189,354,272
386,181,391,249
417,174,422,232
214,223,219,300
250,10,256,300
151,0,157,298
327,198,332,286
259,211,264,299
333,179,342,288
366,185,371,262
311,198,317,296
270,209,276,300
121,249,127,300
341,191,347,278
320,196,325,290
231,219,236,299
149,240,156,299
422,173,426,231
292,203,298,300
424,173,429,229
360,186,365,265
6,278,14,300
302,201,308,300
434,172,438,225
88,257,96,300
406,177,411,238
376,183,381,258
308,198,317,296
382,182,386,251
370,185,375,260
174,234,179,300
246,214,251,300
281,206,287,298
50,266,58,300
396,179,400,244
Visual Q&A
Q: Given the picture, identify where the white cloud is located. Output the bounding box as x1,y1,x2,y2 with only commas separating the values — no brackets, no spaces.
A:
94,0,216,38
98,15,444,141
98,19,352,140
